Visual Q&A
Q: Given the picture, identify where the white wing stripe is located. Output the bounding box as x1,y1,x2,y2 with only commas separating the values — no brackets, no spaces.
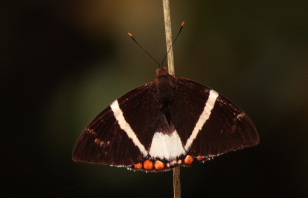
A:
110,100,148,156
184,90,219,150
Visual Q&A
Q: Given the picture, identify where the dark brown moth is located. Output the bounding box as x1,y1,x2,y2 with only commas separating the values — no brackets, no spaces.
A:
72,67,259,172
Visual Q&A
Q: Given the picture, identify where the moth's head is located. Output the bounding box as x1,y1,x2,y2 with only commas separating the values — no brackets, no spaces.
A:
156,67,171,78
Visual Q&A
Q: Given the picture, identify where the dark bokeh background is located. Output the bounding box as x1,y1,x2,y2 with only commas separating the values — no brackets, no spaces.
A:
1,1,308,197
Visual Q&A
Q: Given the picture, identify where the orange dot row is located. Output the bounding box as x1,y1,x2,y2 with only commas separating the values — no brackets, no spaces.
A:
133,155,195,170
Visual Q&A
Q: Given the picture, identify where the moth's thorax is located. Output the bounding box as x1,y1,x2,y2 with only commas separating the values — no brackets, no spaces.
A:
155,67,176,103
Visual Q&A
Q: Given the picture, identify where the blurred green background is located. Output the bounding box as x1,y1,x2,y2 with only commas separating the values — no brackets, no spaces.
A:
1,0,307,197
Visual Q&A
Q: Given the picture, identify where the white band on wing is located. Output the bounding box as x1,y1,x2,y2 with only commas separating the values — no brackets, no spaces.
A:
111,100,148,156
184,90,219,150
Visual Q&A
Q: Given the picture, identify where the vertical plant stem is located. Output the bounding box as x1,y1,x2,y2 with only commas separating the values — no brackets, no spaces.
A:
162,0,181,198
173,166,181,198
162,0,175,75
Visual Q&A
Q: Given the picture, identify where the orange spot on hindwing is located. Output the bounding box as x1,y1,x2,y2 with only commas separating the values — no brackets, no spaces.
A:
134,163,142,169
184,155,194,164
197,156,205,161
143,160,153,170
154,160,164,170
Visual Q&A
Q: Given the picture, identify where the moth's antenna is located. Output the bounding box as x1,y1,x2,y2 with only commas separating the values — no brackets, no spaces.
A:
161,21,185,67
128,33,161,68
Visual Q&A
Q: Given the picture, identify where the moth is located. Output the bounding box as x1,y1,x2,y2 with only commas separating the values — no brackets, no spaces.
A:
72,66,259,172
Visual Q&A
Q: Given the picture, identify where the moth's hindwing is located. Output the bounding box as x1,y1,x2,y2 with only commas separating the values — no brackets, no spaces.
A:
72,83,157,166
171,78,259,160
